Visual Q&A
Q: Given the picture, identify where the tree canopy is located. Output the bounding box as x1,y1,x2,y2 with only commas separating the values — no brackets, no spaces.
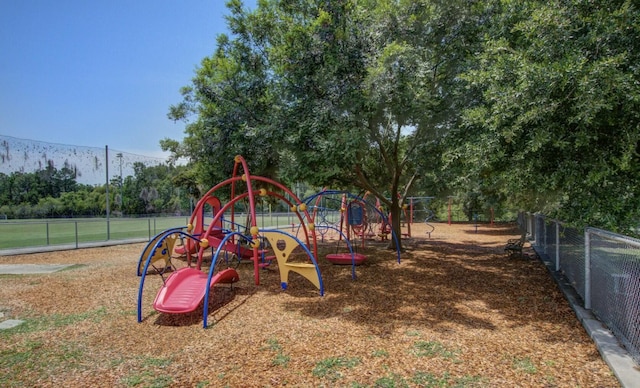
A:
166,0,482,247
447,0,640,234
165,0,640,237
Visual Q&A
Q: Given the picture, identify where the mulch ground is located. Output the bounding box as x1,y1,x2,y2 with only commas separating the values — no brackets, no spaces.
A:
0,222,619,387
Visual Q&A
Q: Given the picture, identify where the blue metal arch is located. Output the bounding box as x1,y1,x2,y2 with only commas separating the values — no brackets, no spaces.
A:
136,228,202,323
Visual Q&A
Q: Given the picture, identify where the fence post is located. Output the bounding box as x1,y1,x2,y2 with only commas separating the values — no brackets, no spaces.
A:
584,229,591,310
148,218,152,240
75,221,79,249
555,220,560,271
533,213,540,248
105,145,111,240
46,222,50,246
530,213,534,237
543,217,547,254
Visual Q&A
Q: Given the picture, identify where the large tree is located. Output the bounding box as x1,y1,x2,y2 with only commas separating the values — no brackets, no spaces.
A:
446,0,640,234
165,0,477,248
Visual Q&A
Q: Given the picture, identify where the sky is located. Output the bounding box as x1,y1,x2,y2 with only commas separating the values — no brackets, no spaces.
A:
0,0,255,159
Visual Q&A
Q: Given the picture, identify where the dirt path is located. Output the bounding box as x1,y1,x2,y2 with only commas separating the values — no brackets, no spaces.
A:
0,222,619,387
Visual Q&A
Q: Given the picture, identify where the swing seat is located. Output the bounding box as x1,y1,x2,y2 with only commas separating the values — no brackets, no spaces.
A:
326,253,367,265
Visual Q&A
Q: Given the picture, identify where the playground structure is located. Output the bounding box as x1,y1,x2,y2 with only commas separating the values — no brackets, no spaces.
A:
137,155,324,328
406,196,436,238
303,190,398,243
324,198,369,266
358,192,431,240
301,190,402,279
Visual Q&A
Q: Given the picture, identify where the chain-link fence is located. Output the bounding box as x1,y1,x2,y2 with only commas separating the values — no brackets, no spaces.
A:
588,228,640,365
0,135,167,185
0,212,317,253
0,216,186,252
525,213,640,364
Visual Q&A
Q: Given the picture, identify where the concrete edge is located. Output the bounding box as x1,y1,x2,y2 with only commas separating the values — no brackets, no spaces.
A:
0,319,25,330
0,263,77,274
535,249,640,388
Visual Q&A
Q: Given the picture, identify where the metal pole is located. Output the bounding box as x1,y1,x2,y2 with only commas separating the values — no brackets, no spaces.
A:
543,218,547,254
584,229,591,310
117,152,123,215
105,145,110,240
410,198,413,224
555,221,560,271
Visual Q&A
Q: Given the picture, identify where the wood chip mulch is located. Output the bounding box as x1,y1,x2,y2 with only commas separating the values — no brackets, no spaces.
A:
0,222,620,387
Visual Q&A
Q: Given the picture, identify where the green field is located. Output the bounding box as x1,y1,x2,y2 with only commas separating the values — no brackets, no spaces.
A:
0,217,188,250
0,212,319,250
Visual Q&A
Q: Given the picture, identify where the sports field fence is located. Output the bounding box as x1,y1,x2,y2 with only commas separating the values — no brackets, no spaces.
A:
0,212,329,251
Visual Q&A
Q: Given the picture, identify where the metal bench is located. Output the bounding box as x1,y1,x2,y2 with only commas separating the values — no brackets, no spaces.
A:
504,233,526,258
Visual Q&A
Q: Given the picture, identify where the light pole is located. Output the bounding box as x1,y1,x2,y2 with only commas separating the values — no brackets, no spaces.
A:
116,153,124,215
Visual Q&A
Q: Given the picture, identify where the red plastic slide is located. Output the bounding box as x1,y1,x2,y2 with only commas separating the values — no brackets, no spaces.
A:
153,267,239,314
